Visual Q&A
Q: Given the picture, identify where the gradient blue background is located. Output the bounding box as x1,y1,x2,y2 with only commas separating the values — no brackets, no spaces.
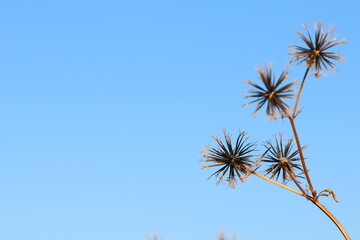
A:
0,0,359,239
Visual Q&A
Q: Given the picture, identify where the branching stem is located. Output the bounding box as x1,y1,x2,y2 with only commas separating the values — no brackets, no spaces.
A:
253,170,351,239
288,67,351,239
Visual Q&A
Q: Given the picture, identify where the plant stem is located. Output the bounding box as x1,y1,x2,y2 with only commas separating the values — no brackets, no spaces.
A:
252,172,304,197
254,171,351,239
289,67,351,239
312,200,351,240
285,168,309,197
289,67,316,195
285,167,350,237
293,66,310,117
288,67,315,195
288,169,351,239
288,116,316,196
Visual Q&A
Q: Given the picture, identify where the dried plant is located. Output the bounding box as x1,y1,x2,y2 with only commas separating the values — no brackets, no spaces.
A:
289,21,346,78
261,135,305,183
201,130,257,188
200,21,350,239
243,64,296,119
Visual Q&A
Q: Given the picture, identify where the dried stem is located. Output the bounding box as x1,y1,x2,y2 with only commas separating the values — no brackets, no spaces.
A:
284,168,309,198
288,66,316,196
288,67,351,239
312,200,351,239
282,166,350,238
252,172,304,197
293,66,310,117
254,169,351,239
288,117,316,196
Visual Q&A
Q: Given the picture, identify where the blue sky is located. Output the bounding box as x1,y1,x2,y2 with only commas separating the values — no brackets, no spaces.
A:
0,0,359,239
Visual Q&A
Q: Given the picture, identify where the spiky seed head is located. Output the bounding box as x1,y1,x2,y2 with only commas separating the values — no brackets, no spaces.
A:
243,63,296,119
289,21,346,78
201,129,257,188
261,134,305,184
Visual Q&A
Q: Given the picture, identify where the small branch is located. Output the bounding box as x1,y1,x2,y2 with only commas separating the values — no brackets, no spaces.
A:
252,172,304,197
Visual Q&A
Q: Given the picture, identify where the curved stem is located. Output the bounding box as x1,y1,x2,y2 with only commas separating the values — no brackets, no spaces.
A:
288,67,350,238
312,200,351,240
252,172,304,197
293,66,310,117
288,117,316,196
254,171,351,239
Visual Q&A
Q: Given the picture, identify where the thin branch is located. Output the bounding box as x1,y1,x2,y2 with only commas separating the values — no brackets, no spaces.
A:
252,172,305,197
288,117,316,196
284,167,310,199
293,66,310,117
290,67,316,195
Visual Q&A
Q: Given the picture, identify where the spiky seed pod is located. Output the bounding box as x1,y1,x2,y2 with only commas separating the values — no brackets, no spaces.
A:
289,21,346,78
202,130,257,188
261,135,305,183
243,63,296,119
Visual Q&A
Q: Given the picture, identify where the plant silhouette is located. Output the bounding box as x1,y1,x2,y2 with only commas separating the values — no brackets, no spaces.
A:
201,21,350,240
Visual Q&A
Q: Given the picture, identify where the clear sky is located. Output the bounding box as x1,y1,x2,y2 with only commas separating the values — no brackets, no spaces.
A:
0,0,359,240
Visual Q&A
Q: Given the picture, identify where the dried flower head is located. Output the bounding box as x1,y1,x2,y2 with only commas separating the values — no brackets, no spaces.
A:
202,130,256,188
289,21,346,77
261,135,305,183
243,63,296,119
